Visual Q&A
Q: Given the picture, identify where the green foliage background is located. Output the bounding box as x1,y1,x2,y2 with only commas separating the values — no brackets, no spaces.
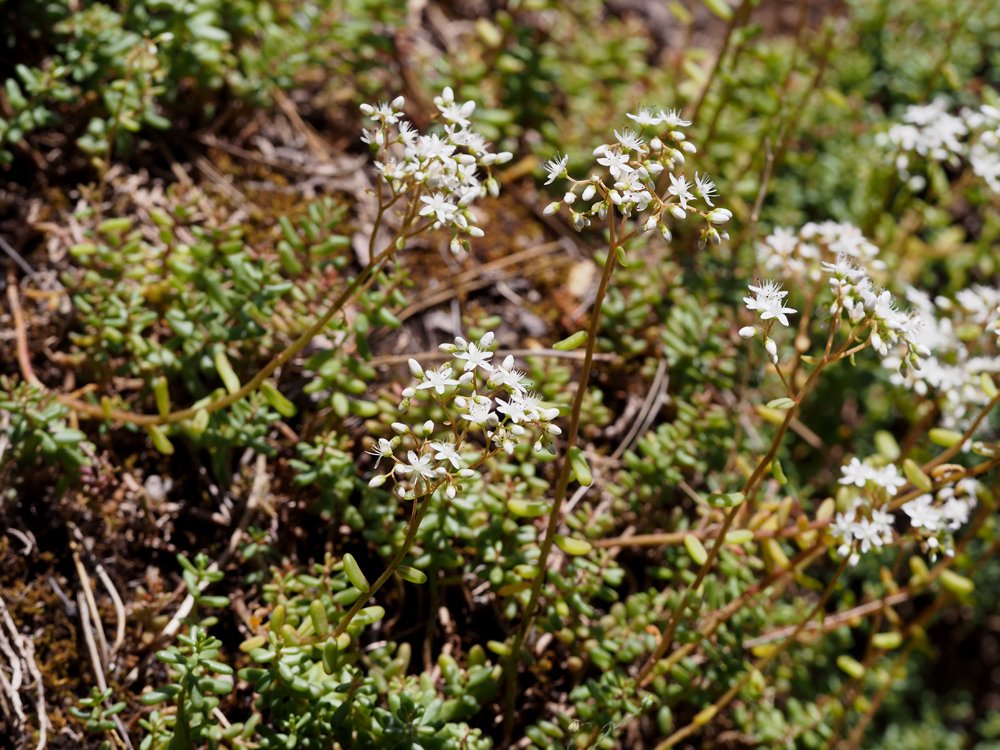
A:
0,0,998,749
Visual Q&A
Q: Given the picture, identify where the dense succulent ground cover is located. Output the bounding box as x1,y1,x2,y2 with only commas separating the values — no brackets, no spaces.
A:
0,0,999,748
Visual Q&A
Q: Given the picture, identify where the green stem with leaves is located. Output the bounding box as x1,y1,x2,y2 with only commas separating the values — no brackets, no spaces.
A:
501,211,622,742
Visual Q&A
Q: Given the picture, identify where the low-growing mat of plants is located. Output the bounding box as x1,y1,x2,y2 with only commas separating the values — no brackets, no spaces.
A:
0,1,999,748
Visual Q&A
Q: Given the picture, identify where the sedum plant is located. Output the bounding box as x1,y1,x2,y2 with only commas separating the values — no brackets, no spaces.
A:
2,3,997,750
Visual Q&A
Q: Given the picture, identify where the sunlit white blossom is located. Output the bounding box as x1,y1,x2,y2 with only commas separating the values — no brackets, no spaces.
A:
744,280,797,327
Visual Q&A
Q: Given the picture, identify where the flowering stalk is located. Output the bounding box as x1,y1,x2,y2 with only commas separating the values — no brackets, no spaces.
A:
504,107,731,735
331,491,424,639
638,253,924,685
502,213,622,734
835,535,1000,750
343,330,561,645
636,343,836,687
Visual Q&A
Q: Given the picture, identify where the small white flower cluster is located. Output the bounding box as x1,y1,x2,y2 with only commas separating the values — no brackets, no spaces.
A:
828,457,979,565
823,254,928,373
879,99,1000,194
367,332,562,499
830,499,895,567
360,88,513,254
742,222,925,370
756,221,883,283
542,107,731,245
838,456,907,495
902,479,978,561
884,285,1000,430
878,98,967,180
829,457,905,565
965,105,1000,192
738,280,797,363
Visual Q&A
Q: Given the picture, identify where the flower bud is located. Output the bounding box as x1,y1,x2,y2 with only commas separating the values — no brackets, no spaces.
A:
765,338,778,363
708,208,733,224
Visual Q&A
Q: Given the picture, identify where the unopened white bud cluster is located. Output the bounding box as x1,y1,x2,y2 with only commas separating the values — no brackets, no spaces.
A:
884,285,1000,430
878,98,1000,194
744,222,926,374
360,88,513,255
542,107,731,245
367,332,562,500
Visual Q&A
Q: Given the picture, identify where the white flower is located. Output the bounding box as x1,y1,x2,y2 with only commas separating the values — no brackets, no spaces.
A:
902,494,940,530
419,193,458,226
434,87,476,128
667,173,694,210
597,148,631,178
395,450,437,481
839,457,870,487
744,280,797,327
626,107,663,127
489,355,530,393
454,342,494,372
496,395,529,424
544,154,568,185
615,128,645,152
869,464,906,495
695,172,718,206
417,364,460,394
460,395,495,426
430,440,462,470
366,438,395,468
658,108,692,128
